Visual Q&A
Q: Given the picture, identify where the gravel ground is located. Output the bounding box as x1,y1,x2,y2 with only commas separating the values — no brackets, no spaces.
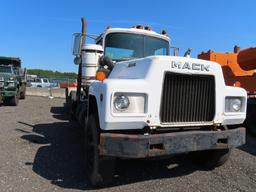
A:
0,96,256,192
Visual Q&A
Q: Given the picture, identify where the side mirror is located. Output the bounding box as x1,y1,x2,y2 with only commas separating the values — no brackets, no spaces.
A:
72,33,83,56
74,56,82,65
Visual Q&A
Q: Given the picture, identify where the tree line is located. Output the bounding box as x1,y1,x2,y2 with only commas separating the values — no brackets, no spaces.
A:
27,69,77,79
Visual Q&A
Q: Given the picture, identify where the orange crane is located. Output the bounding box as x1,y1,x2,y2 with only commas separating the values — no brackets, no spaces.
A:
198,46,256,135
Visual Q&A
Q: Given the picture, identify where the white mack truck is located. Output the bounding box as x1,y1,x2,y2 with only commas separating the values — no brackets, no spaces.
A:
67,18,247,187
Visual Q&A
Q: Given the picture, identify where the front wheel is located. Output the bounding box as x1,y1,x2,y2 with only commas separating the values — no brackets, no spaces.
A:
190,149,231,169
9,94,19,106
244,104,256,136
84,114,115,187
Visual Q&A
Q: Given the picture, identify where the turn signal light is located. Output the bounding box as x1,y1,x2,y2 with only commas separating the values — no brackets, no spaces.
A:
96,71,106,81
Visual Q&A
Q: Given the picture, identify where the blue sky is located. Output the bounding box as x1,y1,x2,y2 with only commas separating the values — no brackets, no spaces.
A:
0,0,256,72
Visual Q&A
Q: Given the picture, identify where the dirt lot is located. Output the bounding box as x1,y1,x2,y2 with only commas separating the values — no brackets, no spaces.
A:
0,96,256,192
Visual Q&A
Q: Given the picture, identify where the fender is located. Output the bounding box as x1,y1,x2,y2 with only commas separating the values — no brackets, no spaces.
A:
89,81,107,129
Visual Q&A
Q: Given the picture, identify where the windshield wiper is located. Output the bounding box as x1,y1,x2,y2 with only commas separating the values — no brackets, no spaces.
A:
115,57,137,62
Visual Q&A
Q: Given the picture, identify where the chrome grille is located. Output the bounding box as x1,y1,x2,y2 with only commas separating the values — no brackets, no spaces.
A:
160,72,215,123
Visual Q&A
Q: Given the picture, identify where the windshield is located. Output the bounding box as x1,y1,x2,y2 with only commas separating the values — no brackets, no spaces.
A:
104,33,169,61
0,66,13,73
43,79,49,83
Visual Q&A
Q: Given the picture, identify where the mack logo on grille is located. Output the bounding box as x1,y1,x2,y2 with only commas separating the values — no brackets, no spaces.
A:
171,61,210,71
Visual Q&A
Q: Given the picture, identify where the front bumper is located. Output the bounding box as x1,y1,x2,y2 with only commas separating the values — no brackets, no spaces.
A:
1,90,16,97
99,127,245,158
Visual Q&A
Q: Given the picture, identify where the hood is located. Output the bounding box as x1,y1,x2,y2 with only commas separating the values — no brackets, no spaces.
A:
108,55,224,80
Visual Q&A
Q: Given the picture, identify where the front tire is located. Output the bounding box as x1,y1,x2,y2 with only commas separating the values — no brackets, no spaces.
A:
9,94,19,106
245,104,256,136
190,149,231,169
84,114,115,187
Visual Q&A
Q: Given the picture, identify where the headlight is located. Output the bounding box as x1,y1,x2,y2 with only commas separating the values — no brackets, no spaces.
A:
225,97,243,112
113,93,147,114
114,95,130,111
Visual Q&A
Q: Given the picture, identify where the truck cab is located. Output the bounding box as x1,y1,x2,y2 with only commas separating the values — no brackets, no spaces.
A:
0,65,20,105
70,21,247,187
0,57,26,106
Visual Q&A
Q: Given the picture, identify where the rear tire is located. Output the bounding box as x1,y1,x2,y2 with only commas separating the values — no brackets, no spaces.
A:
190,149,231,169
84,114,115,187
20,85,26,99
68,98,76,121
20,91,26,100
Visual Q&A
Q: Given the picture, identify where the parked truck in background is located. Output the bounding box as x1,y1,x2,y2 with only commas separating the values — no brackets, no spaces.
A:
199,46,256,135
66,18,247,187
0,57,26,106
